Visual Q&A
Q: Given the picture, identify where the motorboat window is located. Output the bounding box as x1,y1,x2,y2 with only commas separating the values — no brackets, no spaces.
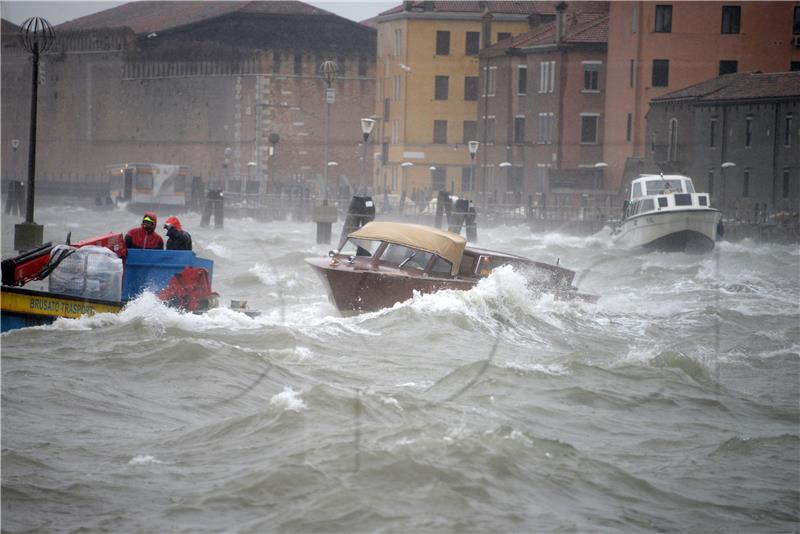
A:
674,193,693,206
458,254,478,277
382,244,431,270
430,256,453,276
641,198,655,213
646,180,678,195
341,237,380,257
658,197,668,208
698,195,708,206
684,180,695,193
632,182,643,198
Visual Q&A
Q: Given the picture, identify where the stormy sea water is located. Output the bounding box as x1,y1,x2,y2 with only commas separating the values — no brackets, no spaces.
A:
2,199,798,533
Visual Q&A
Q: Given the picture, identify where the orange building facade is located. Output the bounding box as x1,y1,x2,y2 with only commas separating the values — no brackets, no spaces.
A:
604,1,800,190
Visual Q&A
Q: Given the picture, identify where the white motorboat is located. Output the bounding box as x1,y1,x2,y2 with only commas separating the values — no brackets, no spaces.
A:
612,174,721,252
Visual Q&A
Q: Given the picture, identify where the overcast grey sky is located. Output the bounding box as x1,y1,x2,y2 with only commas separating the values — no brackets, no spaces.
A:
1,0,395,26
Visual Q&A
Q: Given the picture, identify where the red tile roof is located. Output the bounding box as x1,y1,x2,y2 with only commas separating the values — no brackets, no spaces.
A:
653,71,800,103
380,1,607,17
57,1,344,34
490,12,607,48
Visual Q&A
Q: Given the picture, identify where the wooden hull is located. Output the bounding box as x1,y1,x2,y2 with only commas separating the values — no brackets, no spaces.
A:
1,286,124,332
306,258,474,313
614,209,720,253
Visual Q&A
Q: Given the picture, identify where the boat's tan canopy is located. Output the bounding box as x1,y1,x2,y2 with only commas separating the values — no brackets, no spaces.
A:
349,221,466,274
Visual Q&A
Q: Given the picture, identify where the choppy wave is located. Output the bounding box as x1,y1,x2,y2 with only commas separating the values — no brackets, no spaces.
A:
2,205,798,532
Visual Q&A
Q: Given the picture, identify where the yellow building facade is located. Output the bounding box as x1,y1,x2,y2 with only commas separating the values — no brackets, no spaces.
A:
374,6,536,202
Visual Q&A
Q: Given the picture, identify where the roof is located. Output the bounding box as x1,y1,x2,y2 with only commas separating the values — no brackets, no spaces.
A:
349,222,467,275
652,71,800,103
57,1,351,34
491,11,608,48
379,1,607,17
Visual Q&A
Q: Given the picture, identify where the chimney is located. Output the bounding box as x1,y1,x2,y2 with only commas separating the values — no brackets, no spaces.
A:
481,7,493,49
555,1,567,44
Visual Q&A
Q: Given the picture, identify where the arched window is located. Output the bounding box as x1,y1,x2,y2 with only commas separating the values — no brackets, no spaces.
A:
668,118,678,161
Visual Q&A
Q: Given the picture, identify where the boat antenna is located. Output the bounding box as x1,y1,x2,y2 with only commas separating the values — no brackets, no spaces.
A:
556,257,560,266
65,231,71,245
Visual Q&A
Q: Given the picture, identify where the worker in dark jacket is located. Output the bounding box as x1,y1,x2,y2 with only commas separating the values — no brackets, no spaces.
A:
164,216,192,251
125,212,164,250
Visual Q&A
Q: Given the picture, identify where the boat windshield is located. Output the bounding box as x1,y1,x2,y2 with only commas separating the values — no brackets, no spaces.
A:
380,243,432,270
341,237,380,257
645,180,683,195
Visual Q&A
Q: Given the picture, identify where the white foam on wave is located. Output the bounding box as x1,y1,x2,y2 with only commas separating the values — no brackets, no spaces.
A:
204,241,232,259
249,262,298,288
497,361,570,376
128,454,162,465
269,386,306,411
41,291,270,333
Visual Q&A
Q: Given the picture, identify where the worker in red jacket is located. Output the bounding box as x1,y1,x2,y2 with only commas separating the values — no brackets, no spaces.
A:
125,212,164,250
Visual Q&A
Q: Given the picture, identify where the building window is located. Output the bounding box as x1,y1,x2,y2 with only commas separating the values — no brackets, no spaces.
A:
668,118,678,161
432,167,446,190
462,167,474,192
466,32,480,55
293,53,302,75
394,29,403,55
383,98,390,120
272,52,281,73
719,60,738,75
435,75,449,100
795,6,800,34
626,113,632,142
464,76,479,101
721,6,741,34
514,116,526,144
792,61,800,72
632,4,638,33
708,169,715,198
436,31,450,55
655,5,672,32
463,120,477,144
393,76,401,100
652,59,669,87
392,120,400,143
484,66,496,96
497,32,512,42
580,114,599,144
583,62,601,91
433,120,448,144
538,112,554,144
650,132,656,153
539,61,555,93
743,167,750,197
482,116,496,144
783,168,791,198
518,65,527,95
745,115,753,147
358,55,367,76
710,117,717,148
784,114,793,146
629,59,635,87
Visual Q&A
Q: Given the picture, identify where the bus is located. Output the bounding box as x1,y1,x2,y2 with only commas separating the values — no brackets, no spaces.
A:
107,163,191,207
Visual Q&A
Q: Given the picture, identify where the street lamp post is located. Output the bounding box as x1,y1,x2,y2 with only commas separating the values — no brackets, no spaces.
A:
319,60,339,201
467,141,480,200
721,161,736,215
360,118,375,194
15,17,55,251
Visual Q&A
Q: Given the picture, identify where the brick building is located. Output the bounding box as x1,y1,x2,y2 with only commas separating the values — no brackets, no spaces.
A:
372,1,558,201
1,1,376,196
478,4,609,208
645,71,800,216
605,1,800,191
